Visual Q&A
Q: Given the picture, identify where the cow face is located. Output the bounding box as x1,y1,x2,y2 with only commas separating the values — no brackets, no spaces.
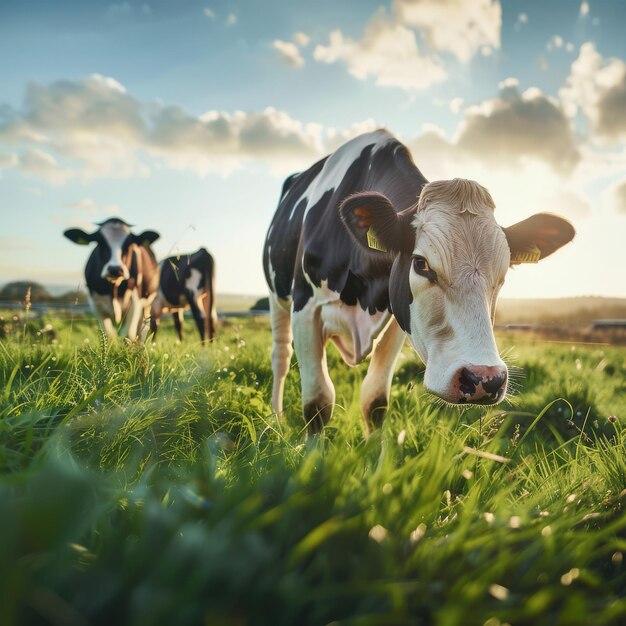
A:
64,218,160,283
340,179,575,406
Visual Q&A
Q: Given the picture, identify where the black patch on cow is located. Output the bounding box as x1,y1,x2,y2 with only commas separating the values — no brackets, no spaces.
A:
366,396,388,431
263,157,329,301
83,234,118,296
303,400,333,435
389,252,414,332
160,248,214,306
263,131,427,316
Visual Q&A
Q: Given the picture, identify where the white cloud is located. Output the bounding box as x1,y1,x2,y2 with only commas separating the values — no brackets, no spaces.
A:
19,150,74,185
514,13,528,31
406,79,579,176
0,71,604,189
312,1,501,91
314,9,447,92
560,43,626,140
49,198,121,230
393,0,501,62
325,119,379,152
580,2,590,17
609,179,626,214
203,7,214,19
293,32,310,47
449,97,464,113
546,35,564,51
546,188,591,218
456,82,579,173
273,40,305,68
0,75,333,181
0,152,18,171
225,13,237,26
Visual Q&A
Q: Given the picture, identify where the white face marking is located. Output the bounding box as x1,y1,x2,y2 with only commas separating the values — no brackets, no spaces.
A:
99,221,132,281
407,204,510,401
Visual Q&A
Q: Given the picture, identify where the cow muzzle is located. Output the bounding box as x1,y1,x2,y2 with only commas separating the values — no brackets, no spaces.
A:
449,365,507,405
104,265,127,282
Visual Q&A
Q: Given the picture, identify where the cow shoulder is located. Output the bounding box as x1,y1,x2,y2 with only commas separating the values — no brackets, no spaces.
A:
263,156,329,301
300,132,425,314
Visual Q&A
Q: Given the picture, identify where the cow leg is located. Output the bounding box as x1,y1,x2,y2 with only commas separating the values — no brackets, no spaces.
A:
122,293,143,341
269,293,293,415
292,300,335,435
149,295,163,342
101,317,117,338
187,291,206,343
203,287,217,342
173,310,184,342
360,319,405,433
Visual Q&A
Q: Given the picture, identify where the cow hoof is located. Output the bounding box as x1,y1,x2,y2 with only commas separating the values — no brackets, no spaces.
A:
365,396,388,432
303,401,333,435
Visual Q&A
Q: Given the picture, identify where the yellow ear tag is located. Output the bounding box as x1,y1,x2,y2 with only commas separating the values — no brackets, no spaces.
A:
367,227,388,252
511,245,541,265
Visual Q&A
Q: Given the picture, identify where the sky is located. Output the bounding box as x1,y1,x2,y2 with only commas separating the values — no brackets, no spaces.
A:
1,0,626,299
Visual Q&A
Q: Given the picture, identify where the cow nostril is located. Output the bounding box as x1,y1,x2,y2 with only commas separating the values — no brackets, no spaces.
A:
459,367,481,395
457,366,507,401
483,373,507,394
460,367,482,385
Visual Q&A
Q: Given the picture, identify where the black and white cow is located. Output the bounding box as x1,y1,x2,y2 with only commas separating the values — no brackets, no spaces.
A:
263,129,575,434
150,248,217,343
64,218,160,340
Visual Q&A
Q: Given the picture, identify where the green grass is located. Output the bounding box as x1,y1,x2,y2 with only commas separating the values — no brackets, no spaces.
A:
1,312,625,625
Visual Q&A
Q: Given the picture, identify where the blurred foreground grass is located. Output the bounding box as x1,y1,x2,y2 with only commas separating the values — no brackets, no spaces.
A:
0,312,625,625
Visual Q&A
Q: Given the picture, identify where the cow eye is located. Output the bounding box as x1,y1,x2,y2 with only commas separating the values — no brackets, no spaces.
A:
412,255,437,282
413,256,429,272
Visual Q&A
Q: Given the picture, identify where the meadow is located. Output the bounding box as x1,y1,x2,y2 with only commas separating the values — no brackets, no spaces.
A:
1,310,625,626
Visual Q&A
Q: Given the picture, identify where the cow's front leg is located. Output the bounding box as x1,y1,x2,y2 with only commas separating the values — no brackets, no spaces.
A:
269,293,293,415
100,317,117,338
292,301,335,435
360,319,405,433
122,292,143,341
149,295,163,342
173,309,184,342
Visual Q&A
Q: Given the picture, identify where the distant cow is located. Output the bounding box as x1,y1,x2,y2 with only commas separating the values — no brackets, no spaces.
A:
64,218,160,340
263,129,575,434
150,248,217,343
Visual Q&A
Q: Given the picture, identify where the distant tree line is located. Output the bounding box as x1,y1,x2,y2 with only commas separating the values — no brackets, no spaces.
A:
0,281,87,304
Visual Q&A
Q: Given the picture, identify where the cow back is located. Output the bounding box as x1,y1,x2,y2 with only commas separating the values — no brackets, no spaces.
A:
264,130,428,313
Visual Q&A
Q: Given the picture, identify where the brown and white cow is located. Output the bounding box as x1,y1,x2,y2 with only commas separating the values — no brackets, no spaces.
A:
263,130,575,434
150,248,217,343
64,218,160,340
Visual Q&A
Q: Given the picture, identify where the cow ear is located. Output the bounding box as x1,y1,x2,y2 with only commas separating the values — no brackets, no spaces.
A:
133,230,160,246
64,229,96,245
503,213,575,265
340,192,412,255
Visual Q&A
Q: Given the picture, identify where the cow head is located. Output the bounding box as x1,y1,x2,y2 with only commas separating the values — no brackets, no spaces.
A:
64,218,160,284
340,179,575,405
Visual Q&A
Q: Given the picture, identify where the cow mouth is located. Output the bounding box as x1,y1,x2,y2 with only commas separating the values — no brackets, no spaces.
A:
424,372,507,407
457,387,506,405
105,275,126,285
